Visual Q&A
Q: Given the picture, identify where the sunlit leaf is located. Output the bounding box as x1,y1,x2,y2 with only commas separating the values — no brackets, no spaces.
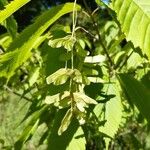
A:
67,127,85,150
84,55,106,63
45,91,71,108
76,100,87,112
99,82,122,137
0,0,30,23
48,35,76,51
112,0,150,59
45,93,60,105
73,69,83,83
74,92,98,105
29,67,40,86
99,81,123,149
46,68,74,85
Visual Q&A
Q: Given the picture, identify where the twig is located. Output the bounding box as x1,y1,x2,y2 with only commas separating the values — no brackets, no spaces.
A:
4,86,32,102
71,0,78,70
75,26,96,39
92,7,100,15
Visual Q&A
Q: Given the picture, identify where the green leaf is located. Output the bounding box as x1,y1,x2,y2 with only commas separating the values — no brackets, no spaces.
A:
73,69,83,83
0,50,25,79
74,92,98,105
41,42,66,77
46,68,88,85
58,109,73,135
0,0,30,23
75,41,87,57
76,99,87,112
14,105,48,150
95,0,104,6
59,52,72,61
46,68,74,85
72,69,90,85
0,3,81,79
112,0,150,59
45,93,60,105
118,73,150,122
45,91,71,108
127,52,143,69
99,82,122,137
29,67,40,86
32,33,49,49
0,0,18,38
5,15,18,38
114,51,126,66
84,82,103,99
67,127,85,150
98,82,123,149
48,35,76,51
47,109,79,150
0,33,12,50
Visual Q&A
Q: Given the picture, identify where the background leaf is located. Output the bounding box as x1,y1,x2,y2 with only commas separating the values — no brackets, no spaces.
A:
118,74,150,122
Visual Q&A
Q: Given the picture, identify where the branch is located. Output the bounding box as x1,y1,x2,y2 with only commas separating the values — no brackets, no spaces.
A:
83,0,114,70
4,86,33,102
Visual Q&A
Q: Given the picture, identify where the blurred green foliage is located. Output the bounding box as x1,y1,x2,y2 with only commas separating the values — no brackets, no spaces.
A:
0,0,150,149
